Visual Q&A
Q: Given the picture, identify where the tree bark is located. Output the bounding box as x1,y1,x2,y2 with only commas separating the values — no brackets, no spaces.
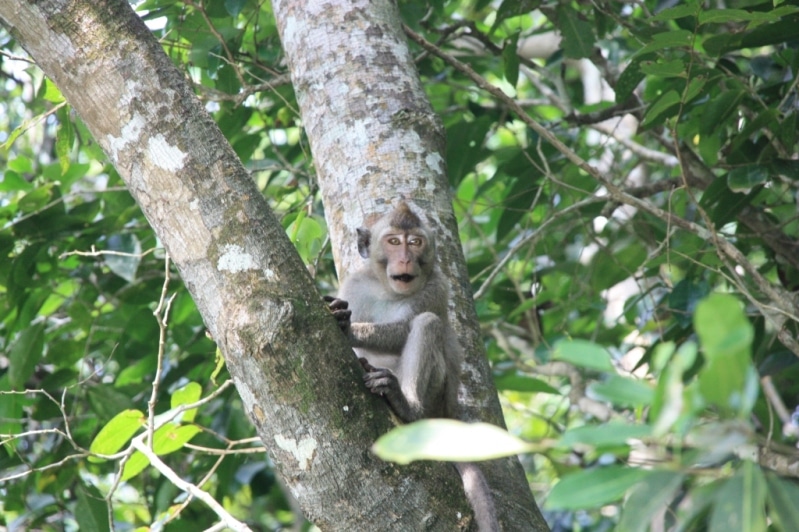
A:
272,1,547,530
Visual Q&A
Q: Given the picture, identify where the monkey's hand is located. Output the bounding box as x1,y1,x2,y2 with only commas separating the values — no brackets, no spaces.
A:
323,296,351,335
359,358,397,397
358,357,417,421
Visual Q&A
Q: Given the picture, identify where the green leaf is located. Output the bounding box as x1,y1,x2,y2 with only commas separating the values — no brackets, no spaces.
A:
287,213,325,264
89,409,144,459
727,165,768,192
769,158,799,180
497,176,540,239
700,90,744,135
634,30,694,58
18,182,56,213
651,3,699,21
0,375,28,437
0,169,33,192
557,6,595,59
121,450,149,481
224,0,247,17
75,483,110,532
557,423,651,450
639,59,686,77
545,466,648,510
641,90,681,127
590,375,654,407
42,78,65,103
55,105,74,175
502,33,520,86
152,423,201,455
171,381,202,423
698,9,775,26
551,339,614,372
710,462,767,532
8,322,46,389
373,420,535,464
494,373,559,394
652,341,697,435
683,76,707,103
618,471,685,532
446,115,492,185
616,57,647,103
765,474,799,531
104,233,141,283
695,293,754,413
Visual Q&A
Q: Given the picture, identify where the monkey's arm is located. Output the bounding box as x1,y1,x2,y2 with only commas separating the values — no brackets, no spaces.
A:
350,321,409,353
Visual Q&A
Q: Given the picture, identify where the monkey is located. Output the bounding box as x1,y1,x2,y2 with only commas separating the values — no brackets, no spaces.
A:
325,202,499,532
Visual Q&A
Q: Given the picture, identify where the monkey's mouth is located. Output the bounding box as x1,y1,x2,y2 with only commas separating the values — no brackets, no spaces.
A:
391,274,416,284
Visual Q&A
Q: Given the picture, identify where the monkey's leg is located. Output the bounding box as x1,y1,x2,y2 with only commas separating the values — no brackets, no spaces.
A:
396,312,447,419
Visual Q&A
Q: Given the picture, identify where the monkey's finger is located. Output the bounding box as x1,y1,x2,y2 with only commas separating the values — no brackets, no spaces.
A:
358,357,376,372
332,309,351,319
328,298,349,310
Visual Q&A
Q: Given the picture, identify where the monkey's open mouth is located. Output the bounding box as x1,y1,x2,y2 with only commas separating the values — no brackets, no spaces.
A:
391,274,416,283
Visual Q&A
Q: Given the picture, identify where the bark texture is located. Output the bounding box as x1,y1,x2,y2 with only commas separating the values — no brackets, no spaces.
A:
0,0,482,529
272,0,548,530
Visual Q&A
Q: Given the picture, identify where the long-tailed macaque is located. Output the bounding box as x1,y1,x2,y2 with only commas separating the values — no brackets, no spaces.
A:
326,202,499,531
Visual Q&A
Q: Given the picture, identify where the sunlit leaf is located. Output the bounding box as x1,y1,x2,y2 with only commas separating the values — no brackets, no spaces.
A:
494,373,559,395
551,339,614,372
618,471,685,532
765,474,799,531
557,423,651,450
373,419,535,464
152,423,201,455
545,466,648,509
171,381,202,422
104,233,141,283
89,409,145,459
695,294,755,414
590,375,654,407
121,450,149,482
709,462,766,532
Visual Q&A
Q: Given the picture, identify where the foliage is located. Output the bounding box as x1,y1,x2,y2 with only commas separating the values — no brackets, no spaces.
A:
1,0,798,530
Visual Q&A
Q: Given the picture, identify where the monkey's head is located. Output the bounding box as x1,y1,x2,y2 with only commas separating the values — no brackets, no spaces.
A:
357,202,436,296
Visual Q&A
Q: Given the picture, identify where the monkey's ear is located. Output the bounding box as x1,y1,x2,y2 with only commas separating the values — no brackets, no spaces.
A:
356,227,371,258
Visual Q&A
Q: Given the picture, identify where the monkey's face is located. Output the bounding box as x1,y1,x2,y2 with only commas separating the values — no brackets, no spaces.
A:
379,232,430,295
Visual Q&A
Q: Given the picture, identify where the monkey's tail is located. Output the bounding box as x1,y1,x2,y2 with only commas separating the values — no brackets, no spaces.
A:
455,462,499,532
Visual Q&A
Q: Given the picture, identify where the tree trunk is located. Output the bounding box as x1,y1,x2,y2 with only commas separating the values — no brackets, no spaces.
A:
0,0,547,529
272,0,547,530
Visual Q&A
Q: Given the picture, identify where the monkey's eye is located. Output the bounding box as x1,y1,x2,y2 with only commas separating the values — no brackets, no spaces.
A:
408,237,423,246
387,237,401,245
